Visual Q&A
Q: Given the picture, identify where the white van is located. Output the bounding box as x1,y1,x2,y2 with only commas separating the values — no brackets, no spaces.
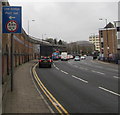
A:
61,52,68,61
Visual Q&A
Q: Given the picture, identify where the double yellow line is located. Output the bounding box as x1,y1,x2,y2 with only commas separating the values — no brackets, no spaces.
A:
32,63,69,115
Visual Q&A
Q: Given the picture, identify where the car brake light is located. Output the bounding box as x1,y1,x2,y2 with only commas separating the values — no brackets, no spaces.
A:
49,60,52,62
39,60,42,62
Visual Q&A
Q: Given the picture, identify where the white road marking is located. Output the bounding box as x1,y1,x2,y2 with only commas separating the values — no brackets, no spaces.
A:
53,63,60,70
107,68,118,72
53,63,56,67
94,66,102,68
79,67,88,71
61,70,69,75
56,67,60,70
99,86,120,97
72,75,88,83
68,62,88,70
113,76,119,79
92,70,105,75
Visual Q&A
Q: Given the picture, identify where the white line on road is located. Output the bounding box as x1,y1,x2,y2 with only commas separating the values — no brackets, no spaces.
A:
56,67,60,70
61,70,69,75
107,68,118,72
92,70,105,75
113,76,119,79
99,86,120,97
72,75,88,83
53,63,60,70
53,63,56,67
79,67,88,71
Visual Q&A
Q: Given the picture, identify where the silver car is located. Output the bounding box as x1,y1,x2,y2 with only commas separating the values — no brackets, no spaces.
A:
74,56,80,61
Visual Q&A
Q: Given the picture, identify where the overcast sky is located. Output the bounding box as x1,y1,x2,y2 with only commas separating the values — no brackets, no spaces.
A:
8,0,118,43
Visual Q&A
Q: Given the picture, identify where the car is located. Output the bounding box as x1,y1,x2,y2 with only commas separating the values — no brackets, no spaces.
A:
39,56,53,68
61,52,68,61
81,56,86,60
68,54,74,59
74,56,80,61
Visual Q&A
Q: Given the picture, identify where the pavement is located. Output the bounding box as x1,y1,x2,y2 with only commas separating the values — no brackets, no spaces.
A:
3,60,52,113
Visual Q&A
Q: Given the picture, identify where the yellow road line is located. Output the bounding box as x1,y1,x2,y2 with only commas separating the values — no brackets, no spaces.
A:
32,63,69,114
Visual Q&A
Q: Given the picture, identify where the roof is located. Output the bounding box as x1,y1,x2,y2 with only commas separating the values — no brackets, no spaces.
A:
104,22,114,28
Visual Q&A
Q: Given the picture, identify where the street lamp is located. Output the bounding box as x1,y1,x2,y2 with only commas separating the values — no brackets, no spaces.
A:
42,34,47,40
99,18,109,61
28,19,35,61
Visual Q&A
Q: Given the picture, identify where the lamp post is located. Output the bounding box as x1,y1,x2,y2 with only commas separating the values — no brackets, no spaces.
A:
42,34,47,40
28,19,35,61
99,18,109,61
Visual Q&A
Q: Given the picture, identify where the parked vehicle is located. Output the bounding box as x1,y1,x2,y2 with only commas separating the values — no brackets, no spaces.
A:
74,56,80,61
61,52,68,61
39,56,53,68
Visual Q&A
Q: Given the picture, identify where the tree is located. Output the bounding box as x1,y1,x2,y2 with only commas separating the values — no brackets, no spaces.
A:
58,39,63,45
45,38,54,44
54,39,57,44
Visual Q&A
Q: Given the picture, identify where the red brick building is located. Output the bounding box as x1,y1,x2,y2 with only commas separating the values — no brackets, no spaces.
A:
99,22,117,61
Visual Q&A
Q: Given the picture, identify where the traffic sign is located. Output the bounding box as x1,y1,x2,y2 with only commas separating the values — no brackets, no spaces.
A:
2,6,22,33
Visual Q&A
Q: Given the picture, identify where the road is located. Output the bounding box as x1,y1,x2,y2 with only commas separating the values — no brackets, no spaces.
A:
35,56,119,113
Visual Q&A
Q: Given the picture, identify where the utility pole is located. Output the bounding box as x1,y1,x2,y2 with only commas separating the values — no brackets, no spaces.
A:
28,20,35,61
105,19,110,61
28,20,29,61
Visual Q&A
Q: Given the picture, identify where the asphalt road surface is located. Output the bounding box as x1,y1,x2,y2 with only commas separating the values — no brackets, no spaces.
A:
36,56,119,113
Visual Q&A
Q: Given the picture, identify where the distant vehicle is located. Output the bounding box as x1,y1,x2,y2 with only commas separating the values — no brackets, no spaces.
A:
92,51,99,60
74,56,80,61
40,45,53,58
58,55,61,59
39,45,53,68
70,55,73,59
52,51,60,60
61,52,68,61
67,54,74,59
67,55,71,60
81,56,86,60
39,56,53,68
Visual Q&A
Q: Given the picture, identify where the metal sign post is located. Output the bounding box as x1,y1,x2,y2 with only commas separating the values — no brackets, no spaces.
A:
2,6,22,91
0,2,2,114
10,33,13,91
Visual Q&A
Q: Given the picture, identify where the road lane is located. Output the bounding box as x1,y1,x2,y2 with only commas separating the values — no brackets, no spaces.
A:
55,60,118,93
82,57,118,73
69,60,118,77
35,61,118,113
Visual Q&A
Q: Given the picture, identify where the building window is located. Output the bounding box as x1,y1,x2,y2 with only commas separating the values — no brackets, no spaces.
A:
101,42,104,48
100,30,103,38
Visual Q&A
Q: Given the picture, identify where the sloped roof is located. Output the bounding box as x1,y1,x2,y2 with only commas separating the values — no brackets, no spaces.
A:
104,22,114,28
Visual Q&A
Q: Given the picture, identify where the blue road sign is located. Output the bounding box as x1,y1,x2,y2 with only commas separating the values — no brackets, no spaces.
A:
2,6,22,33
